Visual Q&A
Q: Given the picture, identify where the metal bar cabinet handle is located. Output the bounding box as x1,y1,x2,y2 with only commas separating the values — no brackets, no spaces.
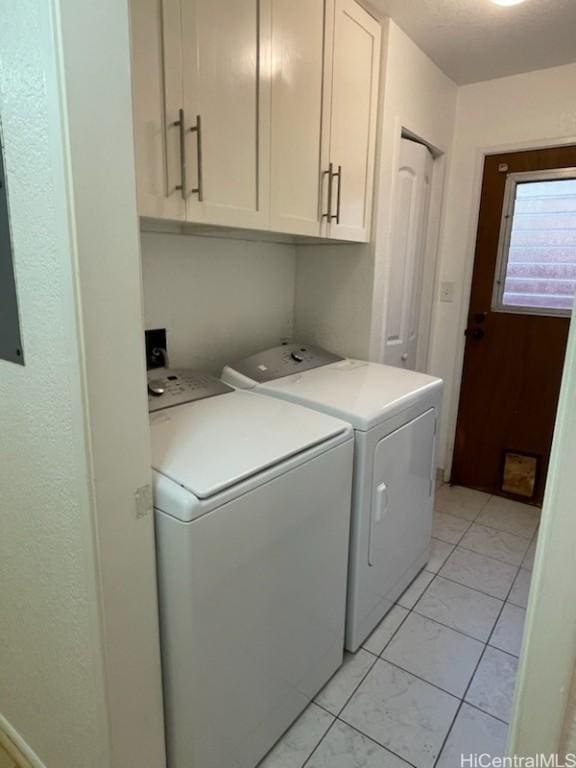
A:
322,162,334,220
189,114,203,201
331,165,342,224
173,108,187,200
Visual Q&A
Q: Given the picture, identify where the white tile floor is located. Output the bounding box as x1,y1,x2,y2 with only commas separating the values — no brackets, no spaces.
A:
259,485,539,768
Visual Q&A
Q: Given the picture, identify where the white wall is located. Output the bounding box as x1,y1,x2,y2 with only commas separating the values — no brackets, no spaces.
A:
0,2,110,765
0,1,166,766
294,20,457,370
293,242,374,357
430,62,576,473
141,232,296,373
368,19,457,360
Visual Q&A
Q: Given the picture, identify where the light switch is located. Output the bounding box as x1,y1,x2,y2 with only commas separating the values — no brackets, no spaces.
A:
440,281,455,303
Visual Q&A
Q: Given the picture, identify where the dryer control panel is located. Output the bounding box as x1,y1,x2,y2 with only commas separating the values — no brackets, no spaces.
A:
225,343,344,384
147,368,233,412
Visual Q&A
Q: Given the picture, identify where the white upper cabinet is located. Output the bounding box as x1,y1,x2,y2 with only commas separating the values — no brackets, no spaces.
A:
180,0,271,228
269,0,325,236
130,0,381,241
322,0,381,242
131,0,185,221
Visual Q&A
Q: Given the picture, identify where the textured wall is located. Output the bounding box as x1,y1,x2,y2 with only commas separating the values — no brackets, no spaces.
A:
141,232,296,373
0,1,110,765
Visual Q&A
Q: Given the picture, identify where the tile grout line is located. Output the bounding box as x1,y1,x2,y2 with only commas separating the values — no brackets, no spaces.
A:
410,604,500,645
435,525,534,557
309,584,431,765
464,519,537,541
358,530,521,766
374,656,465,703
299,717,339,768
331,718,421,768
314,649,379,719
346,557,505,766
397,567,501,646
431,557,521,768
429,491,536,764
455,542,531,569
434,504,539,543
431,643,492,768
428,492,525,766
420,567,512,603
306,492,534,768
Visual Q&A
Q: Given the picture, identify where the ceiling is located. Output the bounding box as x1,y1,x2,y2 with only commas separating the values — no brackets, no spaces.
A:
366,0,576,84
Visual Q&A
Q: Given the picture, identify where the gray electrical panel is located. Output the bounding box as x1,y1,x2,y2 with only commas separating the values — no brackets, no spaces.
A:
0,126,24,365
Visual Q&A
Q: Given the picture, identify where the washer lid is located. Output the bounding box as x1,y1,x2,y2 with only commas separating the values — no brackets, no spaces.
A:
150,389,350,500
257,360,443,431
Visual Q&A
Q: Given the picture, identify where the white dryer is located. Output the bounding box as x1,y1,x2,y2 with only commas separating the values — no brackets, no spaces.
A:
148,369,354,768
222,345,443,652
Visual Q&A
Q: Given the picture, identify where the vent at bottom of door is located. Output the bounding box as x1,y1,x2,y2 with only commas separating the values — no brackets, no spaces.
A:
501,451,539,499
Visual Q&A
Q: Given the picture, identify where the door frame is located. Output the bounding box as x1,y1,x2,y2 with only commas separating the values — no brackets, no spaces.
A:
444,133,576,481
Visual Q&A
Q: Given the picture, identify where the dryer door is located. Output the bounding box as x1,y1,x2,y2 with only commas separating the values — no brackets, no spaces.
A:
368,408,436,582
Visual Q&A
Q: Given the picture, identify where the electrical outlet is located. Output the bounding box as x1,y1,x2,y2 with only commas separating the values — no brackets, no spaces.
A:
145,328,167,369
440,281,455,303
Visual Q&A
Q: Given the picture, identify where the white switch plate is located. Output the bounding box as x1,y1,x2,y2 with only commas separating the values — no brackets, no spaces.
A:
440,281,455,303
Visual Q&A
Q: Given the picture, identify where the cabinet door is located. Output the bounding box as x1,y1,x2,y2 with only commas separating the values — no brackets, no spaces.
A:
323,0,381,242
181,0,271,229
130,0,185,221
269,0,325,236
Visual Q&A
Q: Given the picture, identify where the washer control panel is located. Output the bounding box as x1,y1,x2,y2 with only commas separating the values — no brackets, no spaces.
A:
227,343,344,383
147,368,233,412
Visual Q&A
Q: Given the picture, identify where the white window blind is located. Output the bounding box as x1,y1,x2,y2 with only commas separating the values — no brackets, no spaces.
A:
497,177,576,315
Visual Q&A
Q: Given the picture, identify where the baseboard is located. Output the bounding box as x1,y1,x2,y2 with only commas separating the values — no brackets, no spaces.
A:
0,715,46,768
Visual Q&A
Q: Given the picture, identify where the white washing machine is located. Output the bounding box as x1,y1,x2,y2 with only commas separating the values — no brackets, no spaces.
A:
148,369,354,768
222,344,443,652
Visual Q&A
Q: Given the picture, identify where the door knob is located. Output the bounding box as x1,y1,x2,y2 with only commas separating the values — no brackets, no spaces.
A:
401,352,408,362
465,327,485,340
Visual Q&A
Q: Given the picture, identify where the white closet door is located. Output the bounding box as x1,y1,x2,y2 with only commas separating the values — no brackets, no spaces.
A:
324,0,381,242
384,139,433,369
269,0,325,236
181,0,271,229
406,144,433,369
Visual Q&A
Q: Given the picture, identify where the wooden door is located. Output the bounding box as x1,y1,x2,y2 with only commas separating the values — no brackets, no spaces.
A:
452,146,576,504
269,0,325,236
384,139,433,370
322,0,381,243
181,0,271,229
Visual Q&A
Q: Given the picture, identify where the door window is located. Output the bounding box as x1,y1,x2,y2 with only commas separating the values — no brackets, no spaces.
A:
493,169,576,316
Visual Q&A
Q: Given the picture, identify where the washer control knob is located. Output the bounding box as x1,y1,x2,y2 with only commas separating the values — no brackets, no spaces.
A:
148,380,165,397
